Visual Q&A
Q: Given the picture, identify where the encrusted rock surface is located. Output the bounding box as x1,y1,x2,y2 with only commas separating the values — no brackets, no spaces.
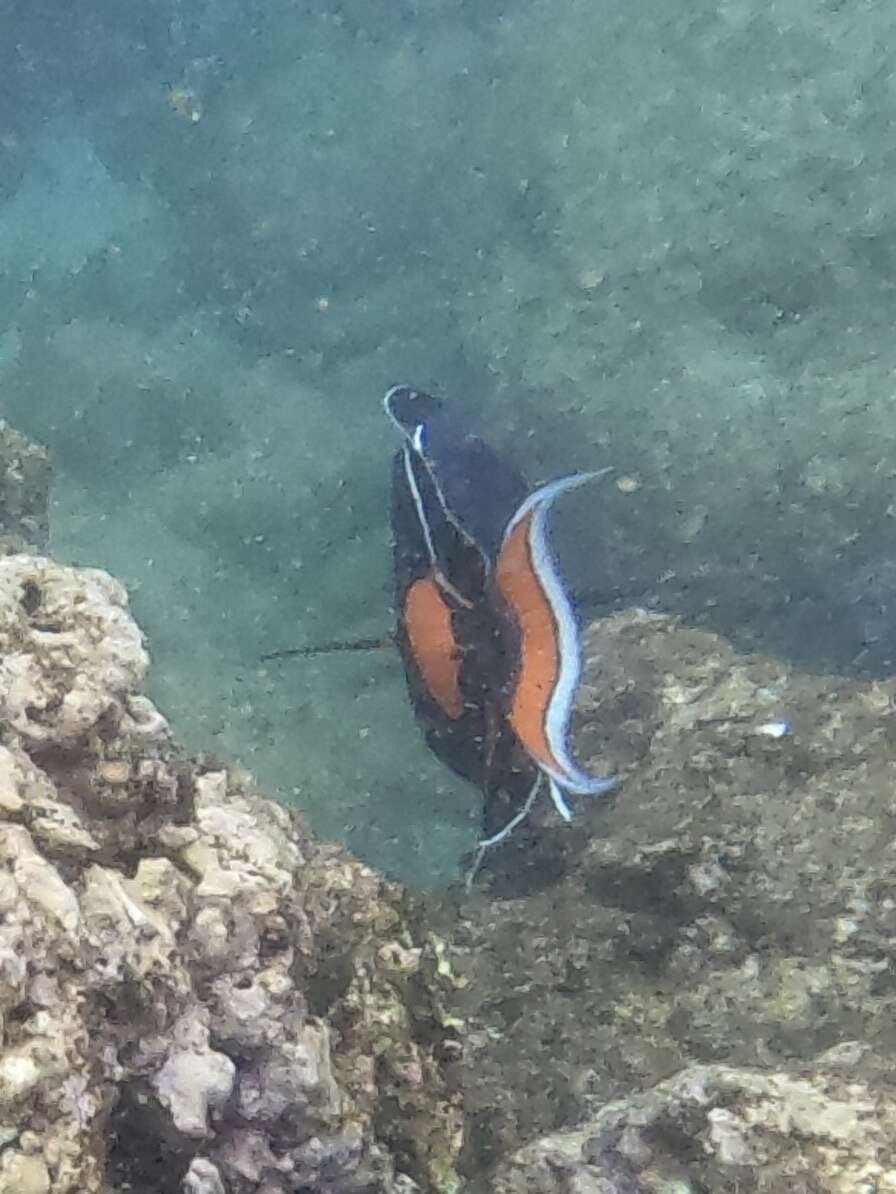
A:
451,607,896,1189
0,554,151,749
492,1043,896,1193
0,545,461,1191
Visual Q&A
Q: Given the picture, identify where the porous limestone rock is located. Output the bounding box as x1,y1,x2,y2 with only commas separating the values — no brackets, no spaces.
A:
0,554,150,747
492,1044,896,1193
0,538,461,1191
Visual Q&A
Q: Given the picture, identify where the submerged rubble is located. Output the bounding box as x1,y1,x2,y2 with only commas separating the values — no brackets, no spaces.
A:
4,422,896,1192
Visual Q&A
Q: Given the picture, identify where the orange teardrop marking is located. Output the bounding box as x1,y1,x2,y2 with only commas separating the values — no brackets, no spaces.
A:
495,510,559,767
403,575,464,719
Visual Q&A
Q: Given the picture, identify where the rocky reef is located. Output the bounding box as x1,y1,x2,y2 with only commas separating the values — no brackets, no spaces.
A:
453,609,896,1191
0,435,461,1193
4,422,896,1193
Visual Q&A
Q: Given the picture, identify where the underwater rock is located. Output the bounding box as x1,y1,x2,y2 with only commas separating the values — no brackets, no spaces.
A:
453,607,896,1183
0,547,461,1191
9,414,896,1192
491,1043,896,1193
0,554,150,747
0,423,49,554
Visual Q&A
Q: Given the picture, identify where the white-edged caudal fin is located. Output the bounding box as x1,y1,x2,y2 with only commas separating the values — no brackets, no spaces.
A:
502,467,614,539
548,777,574,821
549,772,620,820
497,466,617,805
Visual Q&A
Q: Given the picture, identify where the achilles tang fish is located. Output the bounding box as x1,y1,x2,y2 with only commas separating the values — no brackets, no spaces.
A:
384,384,617,843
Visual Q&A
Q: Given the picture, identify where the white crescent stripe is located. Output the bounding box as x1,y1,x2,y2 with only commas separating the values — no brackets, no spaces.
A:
502,469,616,800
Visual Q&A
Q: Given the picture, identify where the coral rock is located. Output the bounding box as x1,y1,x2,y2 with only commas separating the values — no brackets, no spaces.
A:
0,428,461,1192
493,1048,896,1193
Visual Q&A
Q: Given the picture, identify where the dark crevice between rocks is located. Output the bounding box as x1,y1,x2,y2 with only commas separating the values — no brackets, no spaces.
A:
474,827,576,899
87,983,162,1046
301,941,356,1020
582,857,696,920
106,1083,196,1194
643,1113,706,1166
370,1058,421,1189
461,1108,501,1189
19,577,42,615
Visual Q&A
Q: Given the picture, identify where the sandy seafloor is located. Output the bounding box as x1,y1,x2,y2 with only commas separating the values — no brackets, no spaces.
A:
4,0,896,884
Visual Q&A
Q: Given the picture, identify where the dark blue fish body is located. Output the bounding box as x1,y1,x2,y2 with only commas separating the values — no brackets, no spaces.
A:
386,386,536,835
385,386,528,566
